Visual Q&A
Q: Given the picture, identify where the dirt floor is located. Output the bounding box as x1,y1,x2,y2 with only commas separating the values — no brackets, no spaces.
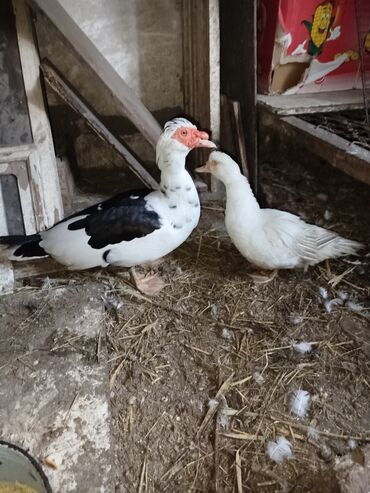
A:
3,156,370,492
105,157,370,492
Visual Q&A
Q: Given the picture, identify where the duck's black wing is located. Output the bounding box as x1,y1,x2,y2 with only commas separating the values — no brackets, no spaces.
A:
65,189,162,249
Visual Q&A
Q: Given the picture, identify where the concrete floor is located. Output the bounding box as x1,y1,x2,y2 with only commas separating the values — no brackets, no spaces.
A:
0,282,116,492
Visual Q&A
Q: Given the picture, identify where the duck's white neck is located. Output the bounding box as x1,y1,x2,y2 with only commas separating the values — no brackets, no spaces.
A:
151,148,200,231
224,174,260,214
157,149,197,199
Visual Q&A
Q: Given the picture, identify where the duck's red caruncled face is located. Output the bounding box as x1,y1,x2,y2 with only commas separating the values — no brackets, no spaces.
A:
172,127,216,149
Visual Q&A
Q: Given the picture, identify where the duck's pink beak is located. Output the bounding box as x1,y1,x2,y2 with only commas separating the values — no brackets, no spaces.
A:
194,130,217,149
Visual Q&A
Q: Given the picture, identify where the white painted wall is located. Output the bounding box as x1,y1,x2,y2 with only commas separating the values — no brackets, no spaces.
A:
43,0,183,113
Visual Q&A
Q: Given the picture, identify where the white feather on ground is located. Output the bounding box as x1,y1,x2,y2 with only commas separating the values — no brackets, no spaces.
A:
348,439,357,450
319,288,343,313
324,298,343,313
208,399,219,409
319,287,368,315
216,397,230,430
319,287,328,299
253,371,265,385
221,328,233,340
290,314,304,325
293,341,313,354
266,437,293,463
338,291,349,301
307,426,320,441
346,301,367,314
290,389,311,417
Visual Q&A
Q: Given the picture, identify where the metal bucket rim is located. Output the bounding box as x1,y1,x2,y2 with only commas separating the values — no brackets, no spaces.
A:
0,440,52,493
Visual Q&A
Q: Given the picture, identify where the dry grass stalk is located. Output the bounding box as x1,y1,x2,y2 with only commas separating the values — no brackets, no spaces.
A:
271,417,370,442
137,455,147,493
235,449,242,493
197,373,234,437
222,431,264,442
18,167,368,492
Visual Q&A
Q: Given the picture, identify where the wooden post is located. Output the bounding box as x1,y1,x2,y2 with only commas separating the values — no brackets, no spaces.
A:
220,0,258,193
182,0,220,193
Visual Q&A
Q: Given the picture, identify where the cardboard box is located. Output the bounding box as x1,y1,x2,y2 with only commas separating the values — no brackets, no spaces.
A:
257,0,370,94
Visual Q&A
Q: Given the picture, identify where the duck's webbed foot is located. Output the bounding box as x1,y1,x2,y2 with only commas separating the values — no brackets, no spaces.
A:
129,265,166,296
247,269,278,284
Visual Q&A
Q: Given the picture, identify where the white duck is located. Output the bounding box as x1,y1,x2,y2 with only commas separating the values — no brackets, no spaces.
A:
1,118,216,286
197,151,363,274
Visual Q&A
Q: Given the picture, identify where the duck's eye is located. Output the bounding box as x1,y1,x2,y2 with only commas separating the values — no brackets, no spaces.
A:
181,129,188,136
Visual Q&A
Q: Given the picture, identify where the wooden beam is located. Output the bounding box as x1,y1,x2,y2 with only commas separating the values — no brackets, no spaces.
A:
182,0,220,193
229,99,249,179
41,60,159,190
280,116,370,186
220,0,258,193
28,0,162,148
13,258,65,280
220,94,235,157
257,90,370,116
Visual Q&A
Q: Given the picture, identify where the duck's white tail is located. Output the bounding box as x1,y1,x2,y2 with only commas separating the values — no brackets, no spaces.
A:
331,237,364,257
298,225,364,266
313,230,364,263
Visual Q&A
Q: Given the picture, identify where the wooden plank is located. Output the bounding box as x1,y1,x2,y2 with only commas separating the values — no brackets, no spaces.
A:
0,183,8,235
220,0,258,192
13,257,65,280
257,90,370,116
41,60,159,190
209,0,221,138
27,0,162,148
0,144,33,163
220,94,235,156
14,0,64,230
281,115,370,185
229,100,249,179
182,0,220,193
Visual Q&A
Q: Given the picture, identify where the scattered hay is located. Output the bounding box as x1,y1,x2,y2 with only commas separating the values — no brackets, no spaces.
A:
9,157,370,492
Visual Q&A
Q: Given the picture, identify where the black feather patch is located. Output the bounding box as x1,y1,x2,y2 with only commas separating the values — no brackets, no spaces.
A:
12,235,47,258
66,189,162,249
0,233,40,246
103,250,111,262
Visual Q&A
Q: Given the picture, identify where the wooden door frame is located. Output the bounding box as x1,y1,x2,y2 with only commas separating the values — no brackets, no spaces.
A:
0,146,40,234
13,0,64,230
1,0,64,292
